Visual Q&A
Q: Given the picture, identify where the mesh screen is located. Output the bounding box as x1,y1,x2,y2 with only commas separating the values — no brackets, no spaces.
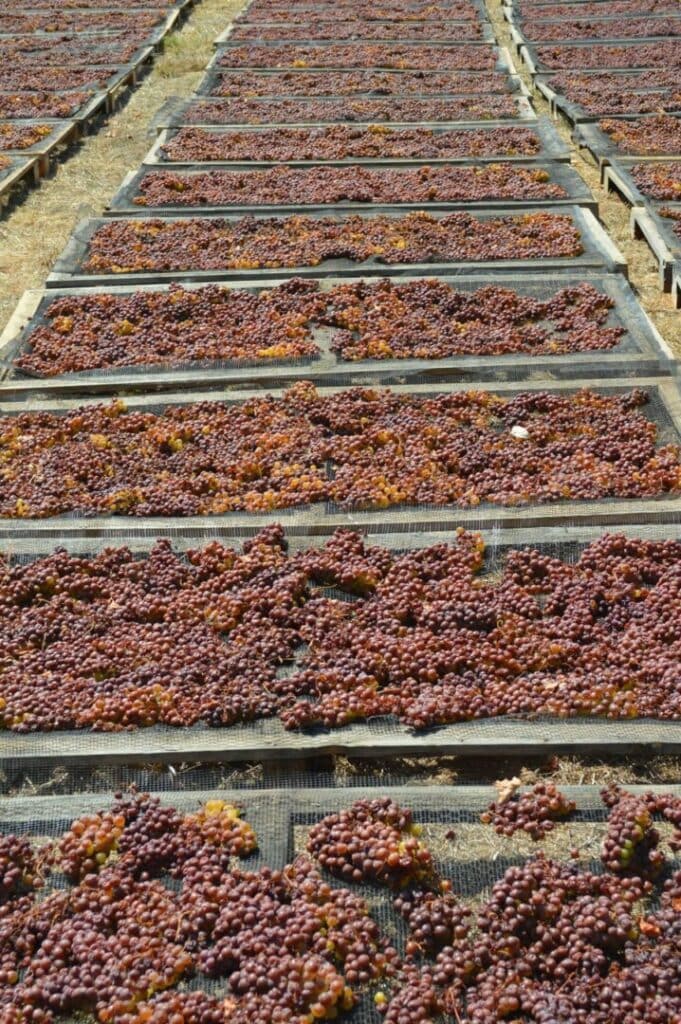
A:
1,521,681,775
1,785,679,1023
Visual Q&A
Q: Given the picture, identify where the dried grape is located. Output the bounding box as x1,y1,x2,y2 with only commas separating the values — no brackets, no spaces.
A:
481,781,576,840
306,798,436,888
243,0,481,19
15,278,624,377
183,94,520,123
82,211,584,274
630,161,681,201
0,92,94,119
518,0,678,15
0,66,116,91
535,40,681,69
600,786,665,877
209,69,511,96
0,386,670,521
0,123,51,151
129,164,568,209
322,279,623,360
218,43,499,70
0,32,151,65
4,527,681,732
229,19,486,40
598,114,681,155
524,16,681,40
547,69,681,116
0,10,165,33
17,279,323,375
3,793,681,1024
161,125,542,163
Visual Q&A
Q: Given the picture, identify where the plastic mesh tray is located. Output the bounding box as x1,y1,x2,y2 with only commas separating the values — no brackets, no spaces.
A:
214,39,508,72
505,0,681,14
0,375,679,534
520,40,681,77
511,20,681,50
217,20,497,45
604,156,681,199
0,35,158,66
46,205,626,289
0,55,156,104
146,118,570,168
158,91,536,128
16,8,178,46
3,521,681,768
535,75,681,125
2,783,679,877
0,88,109,123
0,118,78,176
575,115,681,167
107,160,595,216
509,7,681,26
1,271,671,396
195,54,520,97
3,645,681,768
235,0,489,24
4,779,679,1023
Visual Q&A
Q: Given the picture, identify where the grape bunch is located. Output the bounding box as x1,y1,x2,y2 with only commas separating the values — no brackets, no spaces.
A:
179,800,258,860
394,886,471,957
481,781,577,840
0,835,41,903
306,798,435,889
56,810,125,881
600,785,665,877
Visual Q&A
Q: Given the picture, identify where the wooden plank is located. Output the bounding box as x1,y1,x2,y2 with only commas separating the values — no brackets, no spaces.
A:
3,784,680,828
631,205,679,291
3,718,681,771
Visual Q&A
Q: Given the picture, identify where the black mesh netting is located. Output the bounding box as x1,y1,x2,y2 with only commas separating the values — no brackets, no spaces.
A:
1,785,680,1024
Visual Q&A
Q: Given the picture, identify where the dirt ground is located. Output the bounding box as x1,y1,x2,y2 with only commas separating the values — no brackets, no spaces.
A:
0,0,246,332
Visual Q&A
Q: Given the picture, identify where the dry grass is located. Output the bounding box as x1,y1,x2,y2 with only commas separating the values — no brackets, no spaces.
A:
487,0,681,356
0,0,246,332
2,750,678,800
334,752,681,786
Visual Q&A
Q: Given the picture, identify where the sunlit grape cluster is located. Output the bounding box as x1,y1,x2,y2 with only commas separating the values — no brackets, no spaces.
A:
2,793,681,1022
481,782,576,840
